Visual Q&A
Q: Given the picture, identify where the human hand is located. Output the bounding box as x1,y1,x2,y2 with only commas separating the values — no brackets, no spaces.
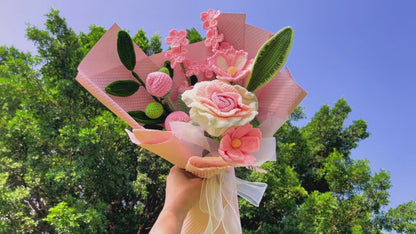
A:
150,166,202,233
164,166,203,219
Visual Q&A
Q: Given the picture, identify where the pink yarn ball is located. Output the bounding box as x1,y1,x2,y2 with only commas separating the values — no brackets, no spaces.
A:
165,111,191,131
146,72,173,97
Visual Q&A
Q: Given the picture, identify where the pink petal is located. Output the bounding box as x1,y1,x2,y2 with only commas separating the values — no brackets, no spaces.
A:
216,56,229,71
201,12,209,21
232,51,248,70
178,30,187,38
240,136,260,152
231,124,252,139
227,148,246,160
219,135,233,151
169,29,178,36
246,127,262,137
165,37,173,44
222,126,236,137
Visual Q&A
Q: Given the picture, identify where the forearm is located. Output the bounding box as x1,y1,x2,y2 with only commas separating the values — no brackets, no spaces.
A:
149,208,187,234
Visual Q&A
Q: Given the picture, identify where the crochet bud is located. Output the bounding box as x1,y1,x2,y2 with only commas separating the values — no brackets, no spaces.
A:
146,72,173,97
164,111,191,131
145,102,164,119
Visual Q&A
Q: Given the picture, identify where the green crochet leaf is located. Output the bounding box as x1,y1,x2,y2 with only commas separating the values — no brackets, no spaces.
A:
164,60,174,78
176,92,190,114
117,30,136,71
128,110,165,125
245,27,294,92
250,117,260,128
143,124,164,130
105,80,140,97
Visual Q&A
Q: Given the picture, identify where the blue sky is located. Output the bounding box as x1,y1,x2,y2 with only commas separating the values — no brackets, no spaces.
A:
1,0,415,210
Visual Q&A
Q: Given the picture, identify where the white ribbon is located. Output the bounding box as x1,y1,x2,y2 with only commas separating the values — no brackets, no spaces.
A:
235,178,268,207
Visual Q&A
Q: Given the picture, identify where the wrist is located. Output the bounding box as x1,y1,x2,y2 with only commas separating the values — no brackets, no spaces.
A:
162,204,189,222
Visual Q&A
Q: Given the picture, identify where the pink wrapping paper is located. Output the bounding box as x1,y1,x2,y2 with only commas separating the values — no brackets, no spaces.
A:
76,13,307,233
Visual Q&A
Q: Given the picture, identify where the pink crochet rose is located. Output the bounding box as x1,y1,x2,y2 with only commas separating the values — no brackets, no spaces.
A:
219,124,261,164
146,72,173,97
165,111,191,131
181,80,258,137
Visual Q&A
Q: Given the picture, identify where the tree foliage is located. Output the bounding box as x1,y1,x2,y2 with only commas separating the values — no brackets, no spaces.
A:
133,28,163,56
0,8,414,233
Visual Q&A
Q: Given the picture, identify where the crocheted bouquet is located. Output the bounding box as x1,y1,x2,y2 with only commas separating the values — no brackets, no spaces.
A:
76,9,306,234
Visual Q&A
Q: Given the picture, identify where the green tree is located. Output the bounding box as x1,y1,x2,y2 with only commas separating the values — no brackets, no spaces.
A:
149,33,163,55
133,28,150,55
133,28,163,56
1,8,166,233
186,27,204,44
240,100,415,233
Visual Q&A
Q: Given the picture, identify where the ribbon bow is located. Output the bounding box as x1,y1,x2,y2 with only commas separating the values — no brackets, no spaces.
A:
170,122,275,233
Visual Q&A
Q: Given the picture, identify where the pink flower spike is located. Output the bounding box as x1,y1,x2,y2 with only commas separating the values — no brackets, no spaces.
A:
201,9,221,29
165,47,188,68
146,72,173,97
183,59,200,77
200,59,214,80
205,28,224,51
208,49,252,82
219,124,261,164
165,29,189,48
218,42,234,52
165,111,191,131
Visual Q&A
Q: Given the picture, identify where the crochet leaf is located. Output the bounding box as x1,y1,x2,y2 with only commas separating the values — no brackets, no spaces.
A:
128,110,165,125
245,27,294,92
117,30,136,71
177,92,190,114
105,80,140,97
164,61,174,78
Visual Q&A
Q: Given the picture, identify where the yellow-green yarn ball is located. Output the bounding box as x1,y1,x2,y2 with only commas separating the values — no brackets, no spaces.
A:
145,102,164,119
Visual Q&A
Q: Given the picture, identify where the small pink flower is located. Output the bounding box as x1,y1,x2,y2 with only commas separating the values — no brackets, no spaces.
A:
199,59,214,80
219,124,261,164
146,72,173,97
208,49,253,83
218,42,233,52
205,28,224,51
165,29,189,48
165,47,188,68
165,111,191,131
183,59,200,77
201,9,221,30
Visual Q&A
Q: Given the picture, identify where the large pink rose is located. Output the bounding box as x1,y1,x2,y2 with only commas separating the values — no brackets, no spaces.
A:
181,80,258,137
